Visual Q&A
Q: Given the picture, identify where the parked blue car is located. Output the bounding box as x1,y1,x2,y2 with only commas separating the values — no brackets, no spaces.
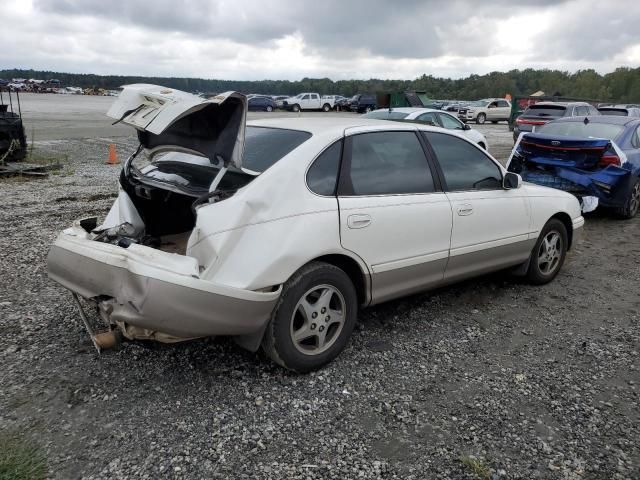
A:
507,116,640,218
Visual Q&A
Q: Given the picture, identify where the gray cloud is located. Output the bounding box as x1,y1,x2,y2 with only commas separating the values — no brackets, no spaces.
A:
0,0,638,80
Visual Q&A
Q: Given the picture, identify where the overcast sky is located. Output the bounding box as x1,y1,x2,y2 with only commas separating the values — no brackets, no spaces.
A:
2,0,640,80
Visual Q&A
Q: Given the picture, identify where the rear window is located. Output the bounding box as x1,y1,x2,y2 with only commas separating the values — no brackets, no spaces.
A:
524,105,566,117
598,108,628,116
362,111,409,120
538,122,625,140
242,126,312,172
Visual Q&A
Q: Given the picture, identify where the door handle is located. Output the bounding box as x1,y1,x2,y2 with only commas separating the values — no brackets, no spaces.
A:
457,204,473,216
347,214,372,229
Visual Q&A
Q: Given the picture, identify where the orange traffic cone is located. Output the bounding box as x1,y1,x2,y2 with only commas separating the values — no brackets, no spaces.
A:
106,143,120,165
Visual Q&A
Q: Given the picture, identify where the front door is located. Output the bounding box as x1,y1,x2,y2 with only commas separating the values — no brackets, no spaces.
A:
337,129,453,303
422,131,533,282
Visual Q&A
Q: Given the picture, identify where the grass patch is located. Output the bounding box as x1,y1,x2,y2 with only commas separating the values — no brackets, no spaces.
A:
0,431,47,480
460,455,491,480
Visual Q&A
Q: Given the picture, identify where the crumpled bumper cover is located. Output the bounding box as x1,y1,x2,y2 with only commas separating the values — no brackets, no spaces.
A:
47,224,281,338
520,161,633,208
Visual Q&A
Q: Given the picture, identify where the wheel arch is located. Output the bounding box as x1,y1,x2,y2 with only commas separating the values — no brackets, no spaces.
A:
311,253,371,306
549,212,573,250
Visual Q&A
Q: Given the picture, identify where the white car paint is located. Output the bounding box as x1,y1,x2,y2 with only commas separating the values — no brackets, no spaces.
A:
47,85,584,361
364,107,489,149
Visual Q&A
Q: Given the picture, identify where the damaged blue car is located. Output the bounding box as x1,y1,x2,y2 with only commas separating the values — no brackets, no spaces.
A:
507,116,640,218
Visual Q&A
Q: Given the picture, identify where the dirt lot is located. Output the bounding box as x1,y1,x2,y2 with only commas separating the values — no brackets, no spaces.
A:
0,96,638,479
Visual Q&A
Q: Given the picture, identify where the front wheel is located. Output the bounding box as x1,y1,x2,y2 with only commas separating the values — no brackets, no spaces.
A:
615,178,640,219
476,113,486,124
292,104,301,112
526,219,568,285
262,262,357,372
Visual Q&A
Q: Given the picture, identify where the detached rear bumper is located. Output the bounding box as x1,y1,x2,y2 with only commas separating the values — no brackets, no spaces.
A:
47,224,281,338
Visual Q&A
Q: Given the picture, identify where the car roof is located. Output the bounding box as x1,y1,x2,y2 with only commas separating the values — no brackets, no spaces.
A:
549,115,640,126
247,116,458,136
369,107,441,114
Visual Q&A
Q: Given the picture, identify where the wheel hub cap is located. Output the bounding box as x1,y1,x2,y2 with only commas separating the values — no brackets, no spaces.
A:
290,284,346,355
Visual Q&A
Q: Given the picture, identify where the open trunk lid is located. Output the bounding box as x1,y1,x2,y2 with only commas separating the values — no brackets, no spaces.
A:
107,84,247,170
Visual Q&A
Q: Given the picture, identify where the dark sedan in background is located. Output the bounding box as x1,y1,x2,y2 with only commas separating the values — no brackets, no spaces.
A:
507,116,640,218
248,96,276,112
513,102,600,142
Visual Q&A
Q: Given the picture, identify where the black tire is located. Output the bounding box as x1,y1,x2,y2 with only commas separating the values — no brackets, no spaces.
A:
615,178,640,219
292,104,300,112
266,105,273,112
526,219,568,285
322,103,331,112
476,113,486,124
262,262,358,372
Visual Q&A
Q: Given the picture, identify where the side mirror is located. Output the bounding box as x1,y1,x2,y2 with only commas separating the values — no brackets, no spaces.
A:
503,172,522,190
463,123,471,130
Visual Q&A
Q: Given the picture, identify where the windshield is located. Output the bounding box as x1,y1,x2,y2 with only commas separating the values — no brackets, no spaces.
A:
362,111,410,120
524,105,566,117
598,108,628,116
538,122,625,140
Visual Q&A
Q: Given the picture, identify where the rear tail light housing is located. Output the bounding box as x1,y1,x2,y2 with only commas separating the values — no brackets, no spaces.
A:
599,152,621,167
516,117,548,126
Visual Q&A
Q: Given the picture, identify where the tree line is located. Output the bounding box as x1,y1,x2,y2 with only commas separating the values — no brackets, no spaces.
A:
2,67,640,102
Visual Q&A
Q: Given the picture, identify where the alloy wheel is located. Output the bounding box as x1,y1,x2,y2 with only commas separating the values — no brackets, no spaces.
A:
537,231,562,275
629,182,640,216
290,284,346,355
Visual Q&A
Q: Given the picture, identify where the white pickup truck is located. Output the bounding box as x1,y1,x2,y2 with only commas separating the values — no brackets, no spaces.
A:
282,93,336,112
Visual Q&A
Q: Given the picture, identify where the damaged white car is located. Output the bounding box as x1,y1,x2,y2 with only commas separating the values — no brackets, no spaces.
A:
48,84,585,372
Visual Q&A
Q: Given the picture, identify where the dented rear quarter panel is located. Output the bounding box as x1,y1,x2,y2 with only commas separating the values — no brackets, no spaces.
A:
186,128,371,291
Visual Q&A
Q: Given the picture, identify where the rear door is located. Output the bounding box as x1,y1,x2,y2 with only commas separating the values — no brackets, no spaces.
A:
423,131,533,282
338,129,453,303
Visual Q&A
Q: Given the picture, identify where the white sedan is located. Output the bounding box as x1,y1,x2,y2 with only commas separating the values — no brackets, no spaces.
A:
47,85,584,372
363,107,489,150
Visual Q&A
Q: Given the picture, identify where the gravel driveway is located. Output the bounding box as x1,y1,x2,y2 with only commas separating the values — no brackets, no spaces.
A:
1,130,638,479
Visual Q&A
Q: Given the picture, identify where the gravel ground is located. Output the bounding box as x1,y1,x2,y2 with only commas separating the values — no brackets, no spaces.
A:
1,121,639,479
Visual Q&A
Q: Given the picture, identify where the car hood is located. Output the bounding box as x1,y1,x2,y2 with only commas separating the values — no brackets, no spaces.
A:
107,84,247,169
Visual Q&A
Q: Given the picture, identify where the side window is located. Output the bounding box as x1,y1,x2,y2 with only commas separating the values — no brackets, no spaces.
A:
633,127,640,148
438,113,463,130
589,105,599,115
346,131,435,195
312,94,319,100
307,140,342,196
302,94,310,100
576,106,589,116
416,112,439,126
497,100,509,108
424,132,502,191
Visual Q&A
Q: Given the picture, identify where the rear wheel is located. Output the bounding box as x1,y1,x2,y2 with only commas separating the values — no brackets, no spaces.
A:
615,178,640,219
526,219,568,285
266,105,273,112
476,113,486,124
262,262,357,372
322,103,331,112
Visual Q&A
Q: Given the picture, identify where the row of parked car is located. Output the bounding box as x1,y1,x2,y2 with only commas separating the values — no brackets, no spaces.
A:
246,93,377,113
